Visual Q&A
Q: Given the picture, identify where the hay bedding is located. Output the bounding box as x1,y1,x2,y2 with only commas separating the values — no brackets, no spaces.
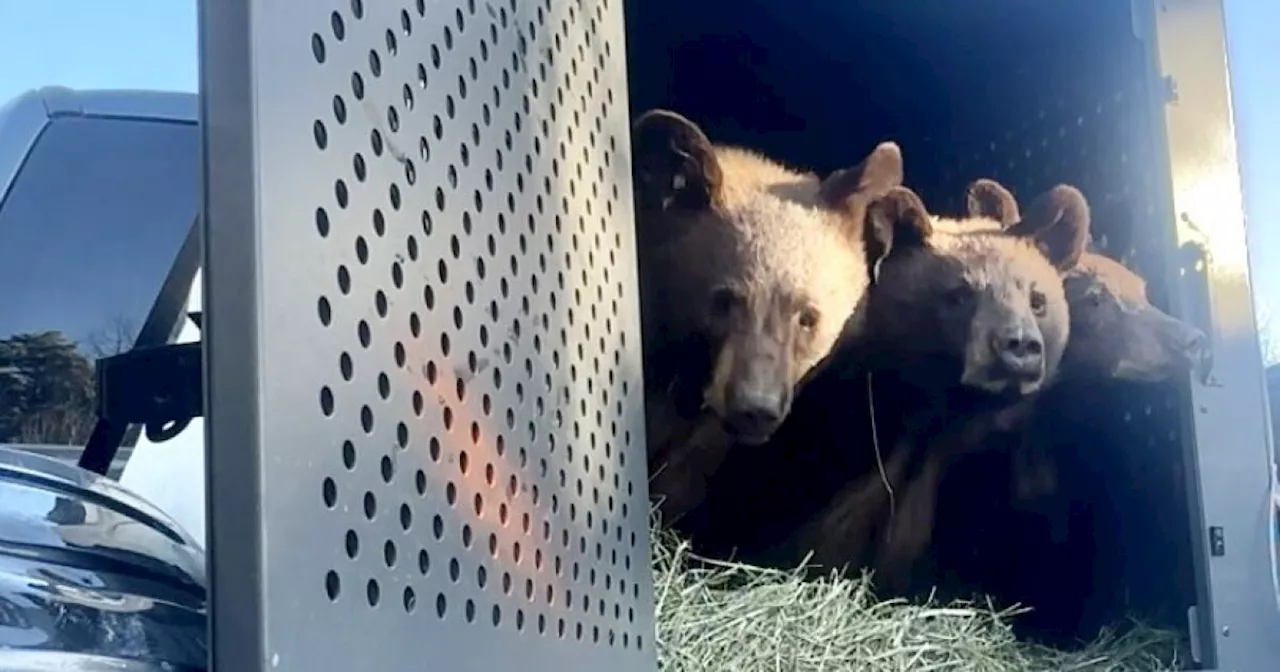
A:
650,529,1187,672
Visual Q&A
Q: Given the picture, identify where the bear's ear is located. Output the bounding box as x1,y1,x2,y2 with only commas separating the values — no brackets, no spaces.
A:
1007,184,1091,272
964,178,1020,226
818,141,904,208
864,186,933,278
631,109,723,213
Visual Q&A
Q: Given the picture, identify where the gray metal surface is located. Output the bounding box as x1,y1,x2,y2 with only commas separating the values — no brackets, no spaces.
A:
0,87,198,208
1144,0,1280,668
37,87,198,122
199,0,655,670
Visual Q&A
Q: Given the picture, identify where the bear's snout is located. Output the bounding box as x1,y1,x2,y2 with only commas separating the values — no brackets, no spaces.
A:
722,384,789,445
1168,320,1210,367
989,324,1045,382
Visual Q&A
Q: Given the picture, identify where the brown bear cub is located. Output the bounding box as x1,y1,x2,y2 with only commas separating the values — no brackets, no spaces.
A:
783,182,1090,593
630,109,903,524
963,177,1211,385
854,185,1083,399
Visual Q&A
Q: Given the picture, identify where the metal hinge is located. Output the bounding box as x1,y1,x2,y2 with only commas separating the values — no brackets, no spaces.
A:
1163,75,1179,104
1208,525,1226,556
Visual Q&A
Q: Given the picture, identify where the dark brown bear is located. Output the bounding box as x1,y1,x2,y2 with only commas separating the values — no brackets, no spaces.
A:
786,182,1091,593
630,109,903,523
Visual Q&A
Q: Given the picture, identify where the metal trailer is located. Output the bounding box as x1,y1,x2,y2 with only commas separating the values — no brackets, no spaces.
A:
0,0,1276,669
198,0,1278,669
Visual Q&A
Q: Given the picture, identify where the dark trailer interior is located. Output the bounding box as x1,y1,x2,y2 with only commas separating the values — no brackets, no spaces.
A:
625,0,1205,653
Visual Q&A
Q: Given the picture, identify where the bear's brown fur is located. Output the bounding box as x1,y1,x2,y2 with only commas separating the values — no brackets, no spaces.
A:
677,184,1089,574
789,183,1090,593
630,109,904,524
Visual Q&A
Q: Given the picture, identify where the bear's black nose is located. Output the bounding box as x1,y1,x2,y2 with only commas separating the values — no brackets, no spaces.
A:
723,389,787,444
991,326,1044,379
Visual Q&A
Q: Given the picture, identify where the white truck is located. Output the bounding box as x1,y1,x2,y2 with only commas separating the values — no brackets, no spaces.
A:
0,86,208,671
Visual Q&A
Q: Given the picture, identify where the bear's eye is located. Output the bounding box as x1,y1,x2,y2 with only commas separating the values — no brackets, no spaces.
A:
710,287,743,318
1086,289,1104,307
943,285,973,309
1030,289,1048,317
797,308,820,331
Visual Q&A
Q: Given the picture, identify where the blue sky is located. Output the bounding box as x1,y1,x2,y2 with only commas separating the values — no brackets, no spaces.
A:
2,0,1278,355
0,1,197,99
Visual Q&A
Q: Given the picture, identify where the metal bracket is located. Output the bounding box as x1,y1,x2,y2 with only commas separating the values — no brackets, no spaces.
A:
77,217,202,476
95,342,205,440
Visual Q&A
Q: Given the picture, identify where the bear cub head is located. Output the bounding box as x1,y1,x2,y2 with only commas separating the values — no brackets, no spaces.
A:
858,184,1090,397
631,109,902,445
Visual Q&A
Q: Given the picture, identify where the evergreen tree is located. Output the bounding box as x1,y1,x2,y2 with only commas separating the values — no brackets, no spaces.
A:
0,331,98,445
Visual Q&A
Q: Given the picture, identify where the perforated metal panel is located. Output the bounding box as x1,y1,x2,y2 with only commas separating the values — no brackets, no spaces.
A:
199,0,655,669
